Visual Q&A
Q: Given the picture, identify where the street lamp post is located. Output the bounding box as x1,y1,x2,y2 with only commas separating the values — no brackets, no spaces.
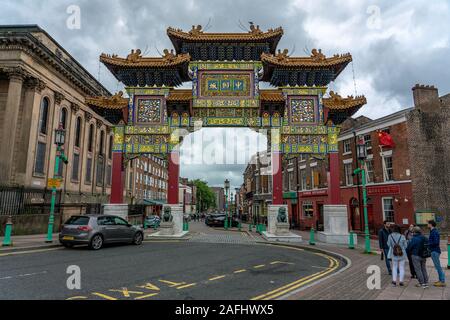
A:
224,179,230,230
353,139,371,253
46,123,68,243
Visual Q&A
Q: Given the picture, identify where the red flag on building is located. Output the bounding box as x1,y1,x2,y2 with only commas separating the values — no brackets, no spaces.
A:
378,131,395,148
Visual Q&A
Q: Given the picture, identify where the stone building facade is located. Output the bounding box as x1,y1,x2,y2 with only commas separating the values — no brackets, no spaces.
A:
407,85,450,232
0,25,115,207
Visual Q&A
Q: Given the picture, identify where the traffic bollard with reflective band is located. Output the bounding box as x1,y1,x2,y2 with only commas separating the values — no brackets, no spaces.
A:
238,222,242,232
248,224,252,232
309,228,315,245
349,231,355,249
2,216,13,247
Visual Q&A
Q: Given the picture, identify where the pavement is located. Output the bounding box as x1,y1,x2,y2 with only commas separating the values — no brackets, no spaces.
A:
1,221,448,300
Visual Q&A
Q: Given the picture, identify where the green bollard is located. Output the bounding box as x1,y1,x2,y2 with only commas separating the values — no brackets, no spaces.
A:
238,222,242,232
248,223,252,232
309,227,315,245
348,231,355,249
2,216,13,247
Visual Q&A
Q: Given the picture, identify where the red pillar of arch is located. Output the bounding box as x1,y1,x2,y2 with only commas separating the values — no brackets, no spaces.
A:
110,152,124,204
272,151,283,205
167,151,179,205
327,152,341,205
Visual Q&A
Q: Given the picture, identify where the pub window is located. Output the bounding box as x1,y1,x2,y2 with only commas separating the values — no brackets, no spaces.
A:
365,159,375,183
129,172,133,190
34,142,46,174
363,134,372,149
302,201,314,218
74,117,82,148
383,156,394,181
71,153,80,181
88,124,94,152
96,155,104,186
343,139,352,154
382,197,395,222
38,97,50,135
344,163,354,186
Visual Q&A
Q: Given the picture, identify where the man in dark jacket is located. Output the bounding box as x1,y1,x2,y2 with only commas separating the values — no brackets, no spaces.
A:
406,227,429,288
428,220,446,287
378,221,392,275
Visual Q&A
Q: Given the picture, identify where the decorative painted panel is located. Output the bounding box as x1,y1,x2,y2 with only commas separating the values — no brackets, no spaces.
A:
200,73,251,97
135,98,163,124
288,97,318,125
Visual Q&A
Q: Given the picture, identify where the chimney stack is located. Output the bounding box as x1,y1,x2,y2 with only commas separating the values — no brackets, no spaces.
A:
412,84,440,112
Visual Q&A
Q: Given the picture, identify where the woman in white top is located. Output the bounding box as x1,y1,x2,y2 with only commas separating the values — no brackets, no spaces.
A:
387,224,408,286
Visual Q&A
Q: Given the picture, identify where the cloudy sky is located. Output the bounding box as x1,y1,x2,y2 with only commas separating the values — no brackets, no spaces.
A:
3,0,450,189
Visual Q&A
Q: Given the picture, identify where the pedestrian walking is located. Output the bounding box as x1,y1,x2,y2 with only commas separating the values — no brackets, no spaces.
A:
427,220,446,287
404,224,417,279
407,226,429,288
387,225,408,286
378,221,392,275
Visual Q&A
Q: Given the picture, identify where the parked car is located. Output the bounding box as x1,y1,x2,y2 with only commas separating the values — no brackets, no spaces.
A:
205,214,239,227
59,215,144,250
145,215,161,228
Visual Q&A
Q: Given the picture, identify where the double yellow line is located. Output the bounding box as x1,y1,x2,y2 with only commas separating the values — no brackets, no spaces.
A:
251,252,339,300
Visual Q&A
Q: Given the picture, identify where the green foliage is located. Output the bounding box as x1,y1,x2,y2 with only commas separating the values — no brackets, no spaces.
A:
192,179,216,212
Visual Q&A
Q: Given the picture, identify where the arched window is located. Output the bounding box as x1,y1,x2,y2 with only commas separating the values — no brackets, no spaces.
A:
99,130,105,155
38,97,49,134
108,135,113,159
88,124,94,152
59,108,68,129
74,117,82,148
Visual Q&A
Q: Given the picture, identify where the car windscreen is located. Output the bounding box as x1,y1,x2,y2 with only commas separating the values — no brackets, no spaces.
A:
64,216,90,225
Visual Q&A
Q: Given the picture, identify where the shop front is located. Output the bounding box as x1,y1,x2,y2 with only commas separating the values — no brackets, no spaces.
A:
297,189,328,231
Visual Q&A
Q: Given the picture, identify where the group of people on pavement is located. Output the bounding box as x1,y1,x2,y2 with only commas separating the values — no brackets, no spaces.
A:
378,220,446,288
191,213,205,222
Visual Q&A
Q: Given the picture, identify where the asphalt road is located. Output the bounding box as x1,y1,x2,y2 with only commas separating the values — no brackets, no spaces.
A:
0,241,341,300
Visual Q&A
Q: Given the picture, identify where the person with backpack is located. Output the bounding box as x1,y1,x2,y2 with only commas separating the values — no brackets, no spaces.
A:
406,226,430,288
378,221,392,275
387,224,408,286
404,224,417,279
427,220,446,287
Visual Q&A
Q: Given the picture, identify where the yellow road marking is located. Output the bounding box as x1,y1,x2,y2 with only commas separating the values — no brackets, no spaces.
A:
109,288,143,298
176,283,197,289
209,275,226,281
66,296,88,300
137,283,160,291
134,293,159,300
92,292,118,300
262,257,338,300
0,247,63,257
270,261,294,265
234,269,247,274
159,280,186,287
253,264,265,269
251,253,339,300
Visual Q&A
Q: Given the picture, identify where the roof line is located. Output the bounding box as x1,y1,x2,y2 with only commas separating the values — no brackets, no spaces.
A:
0,24,111,95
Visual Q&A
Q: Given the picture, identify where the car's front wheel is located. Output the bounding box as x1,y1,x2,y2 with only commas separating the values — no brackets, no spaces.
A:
89,234,103,250
132,232,143,245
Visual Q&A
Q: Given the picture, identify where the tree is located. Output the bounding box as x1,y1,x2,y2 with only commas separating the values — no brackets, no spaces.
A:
192,179,216,213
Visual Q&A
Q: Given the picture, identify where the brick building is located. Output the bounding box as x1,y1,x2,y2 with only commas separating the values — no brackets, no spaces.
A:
407,85,450,232
127,154,168,214
211,187,225,212
244,85,450,234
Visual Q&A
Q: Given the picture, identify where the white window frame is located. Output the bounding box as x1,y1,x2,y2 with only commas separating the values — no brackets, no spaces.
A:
344,163,354,186
382,197,395,222
343,139,352,155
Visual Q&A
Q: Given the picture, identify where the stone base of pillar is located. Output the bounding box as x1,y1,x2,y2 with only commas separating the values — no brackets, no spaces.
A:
147,204,189,239
262,205,302,243
102,204,128,220
317,205,358,245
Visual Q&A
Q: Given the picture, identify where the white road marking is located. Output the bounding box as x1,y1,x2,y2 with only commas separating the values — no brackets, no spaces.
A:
0,270,47,280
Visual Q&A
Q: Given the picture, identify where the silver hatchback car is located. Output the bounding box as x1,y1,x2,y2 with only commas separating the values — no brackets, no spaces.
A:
59,215,144,250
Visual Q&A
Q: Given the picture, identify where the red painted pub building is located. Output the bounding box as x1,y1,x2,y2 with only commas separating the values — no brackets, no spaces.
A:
283,107,415,234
